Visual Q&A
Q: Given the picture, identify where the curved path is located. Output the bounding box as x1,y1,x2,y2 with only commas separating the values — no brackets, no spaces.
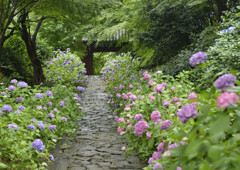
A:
48,76,146,170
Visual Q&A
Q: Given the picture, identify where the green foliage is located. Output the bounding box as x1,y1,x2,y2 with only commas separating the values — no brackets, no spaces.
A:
0,35,32,84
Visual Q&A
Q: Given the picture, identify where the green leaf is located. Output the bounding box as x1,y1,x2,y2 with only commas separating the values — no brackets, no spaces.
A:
209,115,230,140
226,86,240,93
207,145,223,161
0,163,8,169
148,138,154,149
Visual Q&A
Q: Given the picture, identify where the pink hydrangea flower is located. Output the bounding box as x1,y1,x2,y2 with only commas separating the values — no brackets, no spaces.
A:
153,84,164,93
130,95,137,100
163,101,170,107
127,92,132,96
149,95,155,101
126,125,132,130
117,127,124,132
119,85,124,90
138,95,142,100
116,93,121,98
148,157,153,164
134,121,149,136
144,74,151,80
118,118,125,122
129,84,133,89
121,146,126,151
122,94,128,100
138,86,142,89
154,119,163,126
151,111,161,121
160,120,171,130
157,142,166,152
134,114,143,121
188,92,197,100
152,152,162,160
148,80,154,86
171,87,175,91
126,120,130,124
172,97,178,103
217,92,239,108
146,132,151,139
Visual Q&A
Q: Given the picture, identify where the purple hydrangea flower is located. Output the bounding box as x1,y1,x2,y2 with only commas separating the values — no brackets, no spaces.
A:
134,114,143,121
17,81,28,88
27,125,36,130
148,157,153,164
168,143,179,150
48,102,52,106
8,124,18,130
43,107,47,110
177,104,198,124
157,142,166,152
59,101,65,106
160,120,171,130
53,108,58,112
49,125,56,131
153,163,163,170
77,86,85,92
15,110,21,114
151,111,161,121
2,105,12,113
16,97,24,102
1,92,6,95
152,151,162,160
32,139,45,152
163,101,171,107
19,105,25,111
0,110,3,116
8,85,15,92
134,121,149,137
10,79,17,83
38,121,45,130
214,74,236,91
31,118,36,122
57,76,62,80
130,95,137,100
37,105,42,110
48,113,55,118
189,51,207,67
61,117,67,122
35,93,43,98
46,91,53,97
49,155,54,162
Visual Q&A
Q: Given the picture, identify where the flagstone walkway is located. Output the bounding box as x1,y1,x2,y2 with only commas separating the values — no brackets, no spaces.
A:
48,76,146,170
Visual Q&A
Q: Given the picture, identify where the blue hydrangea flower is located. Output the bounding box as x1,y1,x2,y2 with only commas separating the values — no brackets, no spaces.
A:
10,79,18,83
15,110,21,114
49,125,56,131
38,121,45,130
17,82,28,88
2,105,12,113
46,91,53,97
189,51,207,67
177,104,198,124
214,74,236,91
32,139,45,152
19,105,25,111
1,92,6,95
16,97,24,102
27,125,36,130
8,124,18,130
8,85,16,92
0,110,3,116
35,93,43,98
49,155,54,162
77,86,85,92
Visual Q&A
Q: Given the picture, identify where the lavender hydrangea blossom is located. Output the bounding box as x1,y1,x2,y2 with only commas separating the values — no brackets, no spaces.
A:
49,125,56,131
27,125,36,130
134,121,149,137
46,91,53,97
10,79,17,83
160,120,171,130
38,121,45,130
8,85,15,92
2,105,12,113
16,97,24,102
8,124,18,130
17,81,28,88
189,51,207,67
32,139,45,152
77,86,85,92
214,74,236,91
177,104,198,124
134,114,143,121
35,93,43,98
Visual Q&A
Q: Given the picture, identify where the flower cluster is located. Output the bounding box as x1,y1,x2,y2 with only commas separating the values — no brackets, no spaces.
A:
189,51,207,67
177,104,198,124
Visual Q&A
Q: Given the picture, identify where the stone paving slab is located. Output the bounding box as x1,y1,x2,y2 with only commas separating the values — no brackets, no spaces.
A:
48,76,146,170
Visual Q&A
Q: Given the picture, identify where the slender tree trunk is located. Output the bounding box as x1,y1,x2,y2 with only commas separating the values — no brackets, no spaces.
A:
216,0,228,22
20,12,45,85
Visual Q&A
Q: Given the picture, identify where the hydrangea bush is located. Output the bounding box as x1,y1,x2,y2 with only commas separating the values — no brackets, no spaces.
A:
44,49,87,86
0,49,86,169
102,52,240,169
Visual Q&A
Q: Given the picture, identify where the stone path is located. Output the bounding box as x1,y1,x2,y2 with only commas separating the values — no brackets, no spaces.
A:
48,76,146,170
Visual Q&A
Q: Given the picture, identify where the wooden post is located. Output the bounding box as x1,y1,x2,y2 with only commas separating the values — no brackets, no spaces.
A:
83,46,94,75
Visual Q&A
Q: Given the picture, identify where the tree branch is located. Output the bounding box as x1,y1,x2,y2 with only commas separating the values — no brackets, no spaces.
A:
4,27,15,41
32,15,45,42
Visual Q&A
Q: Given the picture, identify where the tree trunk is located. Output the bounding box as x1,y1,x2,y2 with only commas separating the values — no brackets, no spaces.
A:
216,0,228,22
20,12,45,85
